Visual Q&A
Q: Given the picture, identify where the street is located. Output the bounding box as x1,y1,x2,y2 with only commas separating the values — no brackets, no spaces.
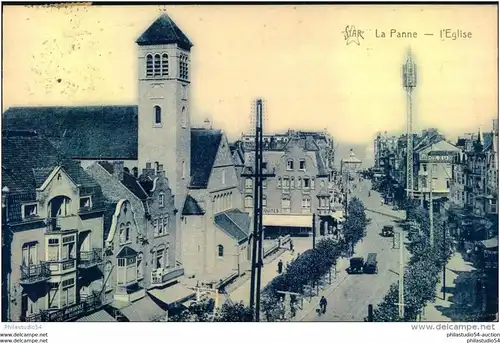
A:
300,179,410,321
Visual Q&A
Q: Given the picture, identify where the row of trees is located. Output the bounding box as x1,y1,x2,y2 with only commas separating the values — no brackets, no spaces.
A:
261,197,369,321
372,200,454,321
168,197,369,322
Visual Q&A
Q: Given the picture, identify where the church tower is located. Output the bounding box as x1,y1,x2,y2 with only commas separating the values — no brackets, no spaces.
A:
136,13,192,211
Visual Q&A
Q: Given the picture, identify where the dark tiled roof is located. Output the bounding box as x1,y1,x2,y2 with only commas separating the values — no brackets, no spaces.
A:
190,129,222,189
2,131,103,222
103,200,119,242
136,13,193,50
214,209,250,244
3,106,138,159
116,246,138,258
97,162,148,201
225,209,251,236
182,195,205,215
315,151,328,176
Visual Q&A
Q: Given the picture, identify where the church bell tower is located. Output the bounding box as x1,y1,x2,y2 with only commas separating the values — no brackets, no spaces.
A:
136,13,192,211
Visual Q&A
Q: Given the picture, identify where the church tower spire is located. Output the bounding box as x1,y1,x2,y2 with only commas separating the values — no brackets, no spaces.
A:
136,13,193,211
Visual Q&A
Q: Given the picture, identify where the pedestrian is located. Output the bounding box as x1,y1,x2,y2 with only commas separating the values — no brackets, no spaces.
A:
290,240,294,253
277,259,283,274
319,296,327,314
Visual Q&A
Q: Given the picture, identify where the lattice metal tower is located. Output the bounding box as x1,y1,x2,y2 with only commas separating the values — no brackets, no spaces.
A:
403,48,417,198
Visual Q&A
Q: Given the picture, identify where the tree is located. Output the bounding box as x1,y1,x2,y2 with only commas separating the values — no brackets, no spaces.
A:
215,302,253,322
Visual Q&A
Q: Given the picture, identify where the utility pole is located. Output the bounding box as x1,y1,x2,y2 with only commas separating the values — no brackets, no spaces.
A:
429,159,434,247
312,213,316,249
403,47,417,199
248,99,275,321
396,231,405,319
442,221,447,300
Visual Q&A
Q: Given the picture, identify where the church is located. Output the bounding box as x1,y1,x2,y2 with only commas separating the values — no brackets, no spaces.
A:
3,13,251,300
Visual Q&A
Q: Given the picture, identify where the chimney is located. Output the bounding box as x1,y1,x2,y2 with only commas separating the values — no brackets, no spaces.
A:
204,118,212,130
111,161,124,181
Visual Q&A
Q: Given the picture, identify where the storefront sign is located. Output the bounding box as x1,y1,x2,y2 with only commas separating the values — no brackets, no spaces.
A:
264,208,280,214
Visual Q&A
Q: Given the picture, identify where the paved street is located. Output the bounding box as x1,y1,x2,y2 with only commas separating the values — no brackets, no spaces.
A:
300,179,410,321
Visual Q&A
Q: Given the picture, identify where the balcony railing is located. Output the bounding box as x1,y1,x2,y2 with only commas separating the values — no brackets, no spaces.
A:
19,262,51,285
78,248,103,269
21,292,103,322
48,258,76,273
151,265,184,286
46,216,79,232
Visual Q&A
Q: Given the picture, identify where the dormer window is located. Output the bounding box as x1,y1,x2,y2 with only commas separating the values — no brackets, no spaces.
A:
80,196,92,209
287,159,294,170
22,203,38,219
181,107,187,128
179,54,189,80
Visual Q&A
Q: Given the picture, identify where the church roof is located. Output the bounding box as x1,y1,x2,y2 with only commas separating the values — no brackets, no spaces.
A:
182,195,205,216
3,106,139,160
136,13,193,50
214,209,250,244
190,128,222,189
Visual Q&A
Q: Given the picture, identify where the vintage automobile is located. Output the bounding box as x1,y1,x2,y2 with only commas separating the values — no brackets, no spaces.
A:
381,225,394,237
363,253,378,274
347,257,364,274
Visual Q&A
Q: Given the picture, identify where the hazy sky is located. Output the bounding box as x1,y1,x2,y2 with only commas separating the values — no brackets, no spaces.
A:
2,4,498,159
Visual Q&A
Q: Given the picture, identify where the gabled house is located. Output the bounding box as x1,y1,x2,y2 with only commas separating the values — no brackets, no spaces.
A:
86,161,193,321
181,128,251,285
2,130,107,322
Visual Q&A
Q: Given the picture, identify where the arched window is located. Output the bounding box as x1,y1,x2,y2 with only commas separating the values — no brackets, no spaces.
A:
181,107,187,128
154,106,162,124
244,195,253,210
161,53,169,76
119,223,126,244
179,54,189,80
146,54,153,77
182,160,186,179
222,169,226,185
154,54,161,76
301,197,311,213
245,178,253,190
281,196,291,213
159,192,165,207
125,222,131,242
217,244,224,257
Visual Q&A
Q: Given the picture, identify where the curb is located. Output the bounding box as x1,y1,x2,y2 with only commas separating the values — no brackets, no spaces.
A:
297,272,349,321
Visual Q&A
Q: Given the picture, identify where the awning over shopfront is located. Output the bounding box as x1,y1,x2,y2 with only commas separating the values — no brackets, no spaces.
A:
148,283,195,307
480,236,499,250
331,211,345,222
76,309,116,322
120,296,165,322
263,214,313,228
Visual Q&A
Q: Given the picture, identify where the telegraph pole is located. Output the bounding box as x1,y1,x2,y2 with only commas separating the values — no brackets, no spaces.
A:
248,99,275,321
312,213,316,249
398,230,405,319
442,221,447,300
403,48,417,199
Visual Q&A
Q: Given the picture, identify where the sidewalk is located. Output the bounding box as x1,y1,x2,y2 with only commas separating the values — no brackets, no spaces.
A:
421,252,476,321
228,237,312,305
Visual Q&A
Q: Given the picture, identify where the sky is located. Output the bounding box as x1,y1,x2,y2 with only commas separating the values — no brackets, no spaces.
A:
2,4,498,165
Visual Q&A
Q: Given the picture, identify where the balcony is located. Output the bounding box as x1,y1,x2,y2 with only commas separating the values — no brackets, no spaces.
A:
151,265,184,287
46,216,79,232
78,248,103,269
21,292,103,322
48,259,76,274
19,262,51,285
302,188,311,194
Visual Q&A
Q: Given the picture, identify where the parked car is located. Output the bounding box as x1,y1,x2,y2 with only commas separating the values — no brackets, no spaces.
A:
363,253,378,274
382,225,394,237
347,257,364,274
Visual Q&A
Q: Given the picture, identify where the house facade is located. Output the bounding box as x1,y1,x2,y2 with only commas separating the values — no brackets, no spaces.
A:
241,134,331,237
2,131,106,322
181,128,251,285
